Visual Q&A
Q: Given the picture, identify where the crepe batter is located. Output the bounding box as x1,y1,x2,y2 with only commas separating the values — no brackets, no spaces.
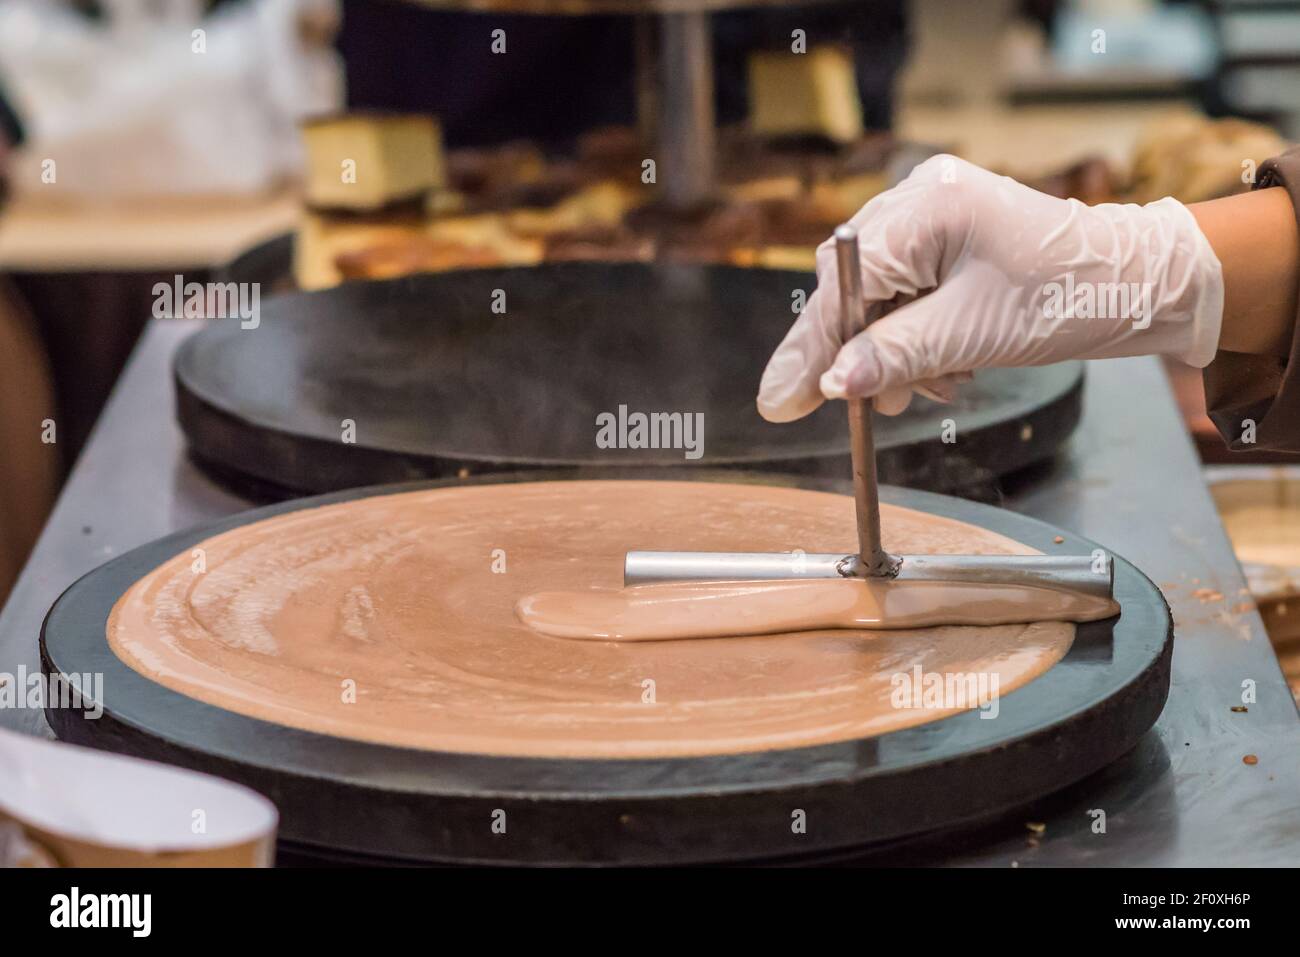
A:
518,578,1117,640
108,480,1088,758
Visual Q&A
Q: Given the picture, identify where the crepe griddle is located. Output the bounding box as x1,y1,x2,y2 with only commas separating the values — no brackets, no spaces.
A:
41,471,1171,866
176,263,1083,499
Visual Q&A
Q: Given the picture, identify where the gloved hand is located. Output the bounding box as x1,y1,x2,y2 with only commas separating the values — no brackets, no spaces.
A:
757,154,1225,421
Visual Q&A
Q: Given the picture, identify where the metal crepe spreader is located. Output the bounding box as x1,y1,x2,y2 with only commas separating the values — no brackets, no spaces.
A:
624,225,1116,608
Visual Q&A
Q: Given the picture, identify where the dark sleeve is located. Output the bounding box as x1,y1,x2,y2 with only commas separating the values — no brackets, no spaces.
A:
0,81,24,147
1203,147,1300,452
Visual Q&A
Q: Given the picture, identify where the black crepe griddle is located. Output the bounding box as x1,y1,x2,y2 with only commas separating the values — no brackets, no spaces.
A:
176,263,1083,499
41,471,1170,866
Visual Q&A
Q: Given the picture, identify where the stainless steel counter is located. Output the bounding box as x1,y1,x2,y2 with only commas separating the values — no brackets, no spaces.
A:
3,318,1298,864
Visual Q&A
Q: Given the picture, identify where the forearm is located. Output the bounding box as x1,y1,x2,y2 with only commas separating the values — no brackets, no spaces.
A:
1189,186,1299,357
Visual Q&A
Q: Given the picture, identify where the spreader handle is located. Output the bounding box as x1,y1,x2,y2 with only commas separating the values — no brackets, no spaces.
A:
834,225,901,579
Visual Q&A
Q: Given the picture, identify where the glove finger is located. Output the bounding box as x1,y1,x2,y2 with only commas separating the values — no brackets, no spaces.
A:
756,285,840,423
872,385,914,415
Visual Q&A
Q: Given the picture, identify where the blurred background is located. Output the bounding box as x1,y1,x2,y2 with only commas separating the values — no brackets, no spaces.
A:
0,0,1293,606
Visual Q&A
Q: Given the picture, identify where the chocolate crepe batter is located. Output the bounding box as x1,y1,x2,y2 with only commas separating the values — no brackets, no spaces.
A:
109,481,1080,758
518,579,1116,641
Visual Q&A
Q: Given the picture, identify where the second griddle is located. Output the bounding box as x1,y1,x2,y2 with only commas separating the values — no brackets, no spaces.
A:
176,262,1083,497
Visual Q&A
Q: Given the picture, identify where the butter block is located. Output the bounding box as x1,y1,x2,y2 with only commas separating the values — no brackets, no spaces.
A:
302,114,446,211
748,46,864,143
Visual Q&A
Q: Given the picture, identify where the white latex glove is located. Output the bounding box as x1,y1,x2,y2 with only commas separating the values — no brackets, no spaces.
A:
757,154,1224,421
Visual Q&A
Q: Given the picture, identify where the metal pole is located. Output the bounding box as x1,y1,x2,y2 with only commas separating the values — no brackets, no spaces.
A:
634,15,658,148
658,11,716,210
